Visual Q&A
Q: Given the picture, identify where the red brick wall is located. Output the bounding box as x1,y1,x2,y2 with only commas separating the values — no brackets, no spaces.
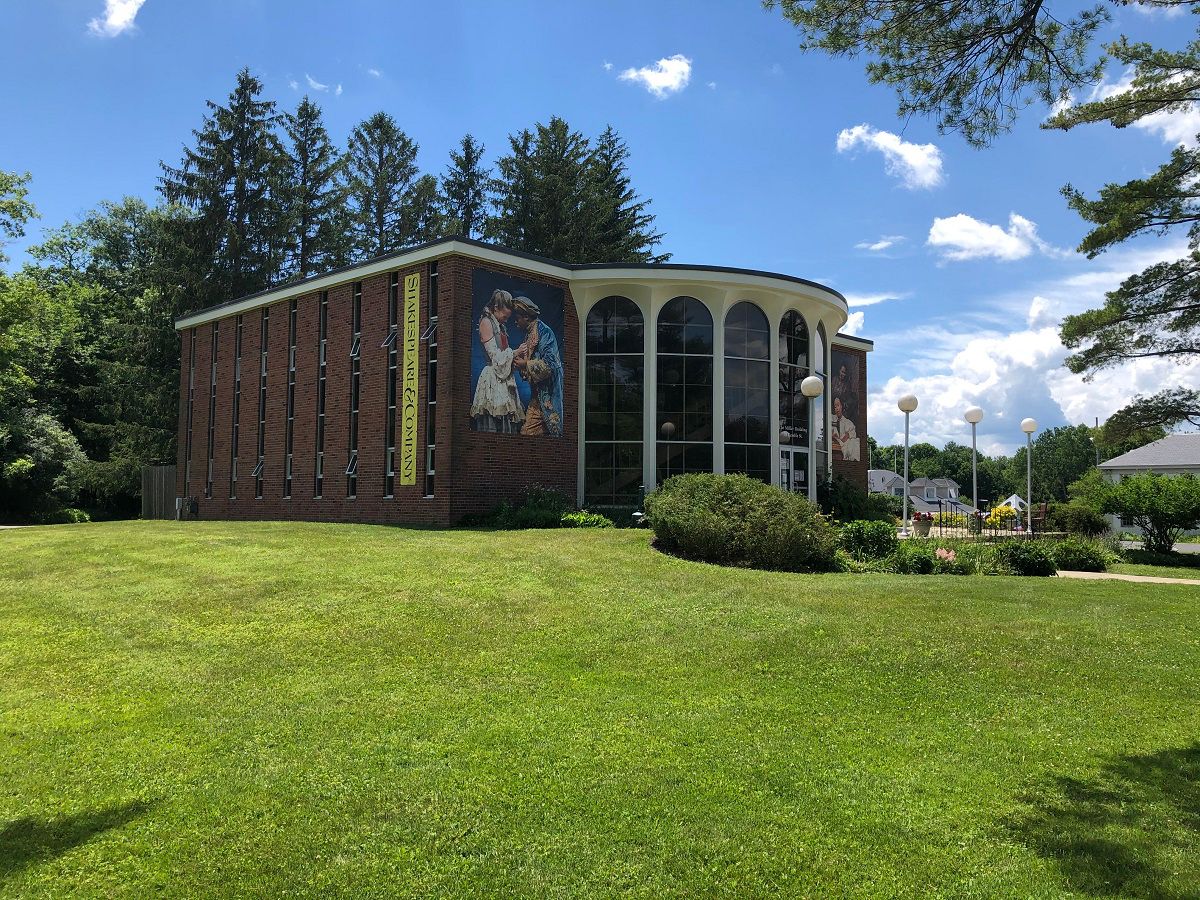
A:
831,343,868,491
173,252,578,526
440,258,578,522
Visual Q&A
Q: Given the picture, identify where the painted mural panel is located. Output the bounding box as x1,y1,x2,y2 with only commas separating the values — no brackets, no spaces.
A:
831,348,863,462
470,269,566,437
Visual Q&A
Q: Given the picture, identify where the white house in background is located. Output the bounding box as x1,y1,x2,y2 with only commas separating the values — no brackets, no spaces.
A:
907,477,976,514
868,469,906,497
1097,433,1200,536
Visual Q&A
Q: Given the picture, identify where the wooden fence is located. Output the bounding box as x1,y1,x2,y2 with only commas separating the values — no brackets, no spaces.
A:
141,465,177,520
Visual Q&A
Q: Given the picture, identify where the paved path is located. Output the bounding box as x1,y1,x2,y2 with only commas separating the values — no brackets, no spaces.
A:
1057,570,1200,585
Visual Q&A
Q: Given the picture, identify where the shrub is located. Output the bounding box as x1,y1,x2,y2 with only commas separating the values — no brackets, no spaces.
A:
865,492,902,522
887,540,935,574
645,473,839,572
840,519,898,561
1048,501,1110,537
1122,548,1200,569
932,545,973,575
932,511,969,529
459,486,573,529
1101,472,1200,554
818,475,893,523
994,539,1056,577
1051,537,1115,572
985,504,1019,529
32,506,91,525
561,510,614,528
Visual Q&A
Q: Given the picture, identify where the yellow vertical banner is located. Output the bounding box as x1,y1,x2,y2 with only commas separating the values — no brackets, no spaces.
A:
400,273,421,485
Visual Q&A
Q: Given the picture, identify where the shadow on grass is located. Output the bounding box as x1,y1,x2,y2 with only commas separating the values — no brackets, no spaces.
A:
1006,745,1200,898
0,799,153,880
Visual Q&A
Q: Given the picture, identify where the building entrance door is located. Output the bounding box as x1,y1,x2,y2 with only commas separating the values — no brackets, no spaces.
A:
779,449,809,495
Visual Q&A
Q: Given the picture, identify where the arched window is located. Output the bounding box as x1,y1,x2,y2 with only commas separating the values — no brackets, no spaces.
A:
778,311,810,494
814,323,828,481
585,297,644,508
724,302,770,482
656,296,713,482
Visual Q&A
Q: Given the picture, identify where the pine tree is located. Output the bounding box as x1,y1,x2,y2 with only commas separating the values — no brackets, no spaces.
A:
488,118,668,263
401,174,446,246
281,97,346,280
584,126,668,263
344,112,419,259
440,134,491,239
159,68,286,305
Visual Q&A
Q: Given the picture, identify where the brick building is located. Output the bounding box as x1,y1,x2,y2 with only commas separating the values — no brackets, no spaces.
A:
174,237,871,525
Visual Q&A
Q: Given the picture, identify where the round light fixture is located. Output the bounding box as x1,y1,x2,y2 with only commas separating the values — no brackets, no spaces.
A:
1021,417,1038,434
897,394,919,413
800,375,824,399
964,406,984,425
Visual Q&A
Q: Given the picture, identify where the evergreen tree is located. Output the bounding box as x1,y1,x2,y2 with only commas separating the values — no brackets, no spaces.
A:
584,126,667,263
489,118,667,263
401,174,446,246
344,112,419,259
440,134,491,239
159,68,286,306
281,97,347,280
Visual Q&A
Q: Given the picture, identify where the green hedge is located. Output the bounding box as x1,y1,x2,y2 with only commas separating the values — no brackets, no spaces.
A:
645,474,839,572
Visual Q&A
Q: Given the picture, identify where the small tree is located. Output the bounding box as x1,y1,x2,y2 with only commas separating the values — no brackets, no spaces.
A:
1102,473,1200,554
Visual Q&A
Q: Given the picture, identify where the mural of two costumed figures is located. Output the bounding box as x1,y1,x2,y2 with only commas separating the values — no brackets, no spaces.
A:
830,349,862,462
469,271,566,437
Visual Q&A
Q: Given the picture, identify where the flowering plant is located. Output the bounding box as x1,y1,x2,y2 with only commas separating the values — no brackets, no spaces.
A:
912,511,934,521
935,547,956,562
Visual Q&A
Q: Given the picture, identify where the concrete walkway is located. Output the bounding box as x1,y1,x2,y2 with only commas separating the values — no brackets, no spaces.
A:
1057,570,1200,585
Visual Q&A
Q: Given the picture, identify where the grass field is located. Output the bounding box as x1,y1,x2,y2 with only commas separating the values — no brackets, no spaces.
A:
2,521,1199,898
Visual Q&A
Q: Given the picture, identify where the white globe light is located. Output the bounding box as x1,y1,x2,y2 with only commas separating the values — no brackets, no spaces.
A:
897,394,918,413
660,421,676,438
964,406,984,425
780,430,792,444
1021,417,1038,434
800,375,824,399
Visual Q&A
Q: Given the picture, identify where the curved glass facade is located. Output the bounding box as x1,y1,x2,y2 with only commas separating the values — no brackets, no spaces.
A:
778,310,811,494
584,296,645,508
723,302,771,482
656,296,714,481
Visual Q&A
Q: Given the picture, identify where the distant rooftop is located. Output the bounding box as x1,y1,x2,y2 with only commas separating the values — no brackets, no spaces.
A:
1098,433,1200,470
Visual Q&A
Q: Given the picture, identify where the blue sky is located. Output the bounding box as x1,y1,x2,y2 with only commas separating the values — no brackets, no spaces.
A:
3,0,1197,453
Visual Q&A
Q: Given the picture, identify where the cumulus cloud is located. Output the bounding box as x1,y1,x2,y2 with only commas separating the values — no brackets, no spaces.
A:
866,241,1197,452
927,212,1066,262
88,0,147,37
855,235,905,253
836,124,944,190
602,61,613,71
619,54,692,98
841,311,866,336
1089,70,1200,146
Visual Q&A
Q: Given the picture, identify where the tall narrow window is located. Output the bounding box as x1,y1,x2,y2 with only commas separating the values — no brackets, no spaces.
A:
230,315,242,498
384,273,399,497
424,261,438,498
347,282,361,497
656,296,713,483
205,321,219,498
314,291,328,498
814,323,828,483
585,296,644,508
254,307,268,499
184,328,196,491
284,299,297,498
723,302,770,482
778,311,810,494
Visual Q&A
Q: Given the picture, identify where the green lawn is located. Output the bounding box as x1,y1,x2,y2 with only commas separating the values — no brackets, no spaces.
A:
2,522,1199,898
1113,563,1200,580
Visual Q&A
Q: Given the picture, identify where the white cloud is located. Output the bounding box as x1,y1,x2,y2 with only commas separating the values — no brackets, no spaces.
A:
842,291,909,308
1130,2,1186,16
619,54,692,99
305,74,329,92
335,84,343,97
367,68,382,78
288,79,299,92
855,235,905,253
1088,70,1200,146
707,81,717,90
603,61,613,72
841,311,866,336
927,212,1067,262
87,0,147,37
836,124,944,190
866,241,1198,453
